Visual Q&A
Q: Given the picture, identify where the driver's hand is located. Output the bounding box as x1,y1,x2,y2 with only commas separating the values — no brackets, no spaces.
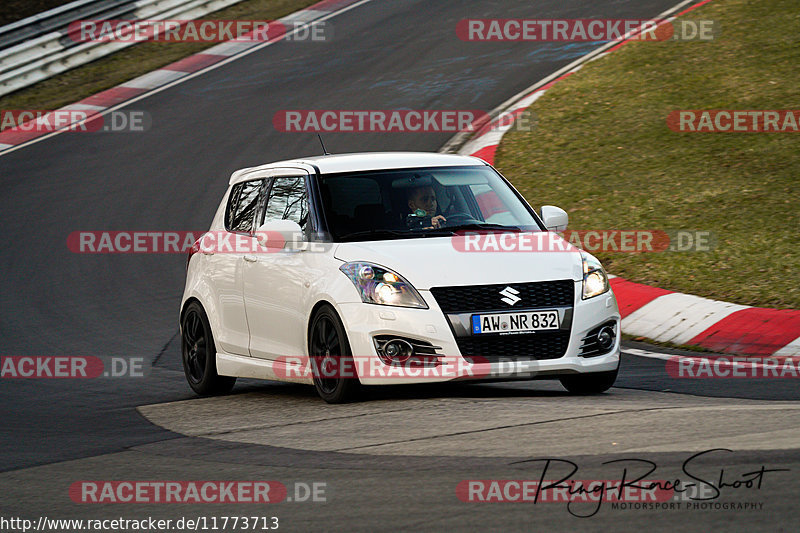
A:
431,215,446,228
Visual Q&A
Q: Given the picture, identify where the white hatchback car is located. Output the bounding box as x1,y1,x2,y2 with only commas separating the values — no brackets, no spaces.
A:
180,152,620,402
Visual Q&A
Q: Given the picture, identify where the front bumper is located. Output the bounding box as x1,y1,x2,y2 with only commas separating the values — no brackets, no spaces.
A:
336,283,621,385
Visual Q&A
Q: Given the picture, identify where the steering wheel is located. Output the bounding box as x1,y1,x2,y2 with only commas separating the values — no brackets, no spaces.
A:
442,212,482,226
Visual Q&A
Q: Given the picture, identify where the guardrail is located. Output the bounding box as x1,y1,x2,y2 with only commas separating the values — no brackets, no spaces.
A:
0,0,247,98
0,0,139,50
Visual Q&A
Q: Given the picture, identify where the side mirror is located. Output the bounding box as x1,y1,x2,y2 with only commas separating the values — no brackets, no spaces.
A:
255,219,305,250
541,205,568,231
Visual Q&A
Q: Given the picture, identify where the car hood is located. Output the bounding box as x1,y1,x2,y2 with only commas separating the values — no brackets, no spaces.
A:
333,233,583,290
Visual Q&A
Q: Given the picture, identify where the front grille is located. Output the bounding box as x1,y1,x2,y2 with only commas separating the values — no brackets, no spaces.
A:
430,280,574,314
455,330,570,362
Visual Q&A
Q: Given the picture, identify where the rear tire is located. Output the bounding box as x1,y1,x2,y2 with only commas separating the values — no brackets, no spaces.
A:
308,304,361,403
559,366,618,395
181,301,236,396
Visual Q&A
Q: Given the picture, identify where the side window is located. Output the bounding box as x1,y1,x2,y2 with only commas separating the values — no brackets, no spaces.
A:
261,176,309,231
225,179,263,233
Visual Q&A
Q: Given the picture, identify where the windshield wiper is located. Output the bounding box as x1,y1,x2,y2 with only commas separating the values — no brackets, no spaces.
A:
338,224,525,241
337,229,415,242
422,223,524,236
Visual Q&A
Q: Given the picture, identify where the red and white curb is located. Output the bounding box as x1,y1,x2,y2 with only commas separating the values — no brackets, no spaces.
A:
451,0,800,358
0,0,369,154
610,276,800,356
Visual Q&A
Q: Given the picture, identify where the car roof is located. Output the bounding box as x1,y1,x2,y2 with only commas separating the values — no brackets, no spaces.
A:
229,152,488,184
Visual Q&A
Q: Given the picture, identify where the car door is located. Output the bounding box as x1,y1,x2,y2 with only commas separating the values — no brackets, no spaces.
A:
208,177,265,356
242,170,314,360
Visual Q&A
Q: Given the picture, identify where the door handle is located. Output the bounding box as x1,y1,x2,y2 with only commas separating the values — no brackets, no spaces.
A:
243,255,258,262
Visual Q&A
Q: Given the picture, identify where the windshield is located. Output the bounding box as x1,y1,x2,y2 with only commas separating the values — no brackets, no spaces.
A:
317,165,543,241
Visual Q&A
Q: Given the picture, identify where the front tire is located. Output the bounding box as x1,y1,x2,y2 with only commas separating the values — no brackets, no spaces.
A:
181,301,236,396
559,367,618,395
308,305,361,403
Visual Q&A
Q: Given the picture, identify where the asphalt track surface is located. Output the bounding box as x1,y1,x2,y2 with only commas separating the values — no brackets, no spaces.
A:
1,0,798,531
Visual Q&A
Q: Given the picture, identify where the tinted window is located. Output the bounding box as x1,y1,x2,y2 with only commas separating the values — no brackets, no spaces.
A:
261,176,309,231
323,177,382,217
226,179,263,233
318,166,541,240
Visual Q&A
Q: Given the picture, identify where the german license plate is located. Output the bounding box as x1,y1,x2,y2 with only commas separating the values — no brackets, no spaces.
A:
471,310,560,334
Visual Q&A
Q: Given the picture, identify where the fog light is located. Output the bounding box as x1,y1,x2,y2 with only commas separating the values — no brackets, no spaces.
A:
385,342,400,358
380,339,414,363
597,325,615,350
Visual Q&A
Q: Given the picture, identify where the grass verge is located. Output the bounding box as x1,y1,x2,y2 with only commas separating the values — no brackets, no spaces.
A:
0,0,317,113
496,0,800,309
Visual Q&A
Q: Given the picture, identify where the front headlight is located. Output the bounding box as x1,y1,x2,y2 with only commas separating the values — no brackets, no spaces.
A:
581,251,609,299
340,262,428,308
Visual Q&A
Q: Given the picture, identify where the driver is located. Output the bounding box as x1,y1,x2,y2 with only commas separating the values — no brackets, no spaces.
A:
406,185,446,229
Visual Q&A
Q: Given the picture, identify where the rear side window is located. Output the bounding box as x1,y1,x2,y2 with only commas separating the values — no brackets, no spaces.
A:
226,179,263,233
261,176,309,231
